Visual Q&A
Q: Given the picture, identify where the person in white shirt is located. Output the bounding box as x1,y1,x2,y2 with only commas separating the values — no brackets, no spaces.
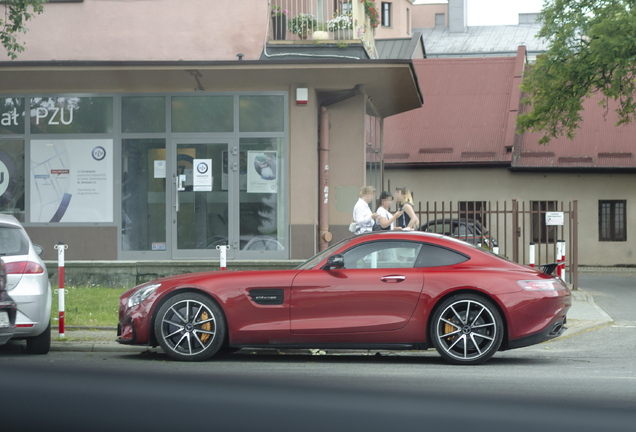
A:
375,191,403,230
353,186,378,235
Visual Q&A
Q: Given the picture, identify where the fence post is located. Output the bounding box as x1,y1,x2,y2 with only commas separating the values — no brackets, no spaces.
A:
572,200,578,290
512,199,519,263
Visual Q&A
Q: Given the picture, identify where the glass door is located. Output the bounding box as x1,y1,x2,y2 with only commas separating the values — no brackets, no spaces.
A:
171,139,233,259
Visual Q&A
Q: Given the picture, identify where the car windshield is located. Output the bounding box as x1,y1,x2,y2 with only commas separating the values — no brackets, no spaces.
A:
0,224,30,256
295,237,352,270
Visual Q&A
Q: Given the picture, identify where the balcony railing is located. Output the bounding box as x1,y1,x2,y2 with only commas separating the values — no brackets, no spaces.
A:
269,0,378,59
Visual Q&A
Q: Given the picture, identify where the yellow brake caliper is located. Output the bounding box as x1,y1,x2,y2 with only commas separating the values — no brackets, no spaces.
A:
200,311,211,343
445,319,457,341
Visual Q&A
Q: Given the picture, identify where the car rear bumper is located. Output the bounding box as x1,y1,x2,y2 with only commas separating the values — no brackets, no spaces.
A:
0,299,17,345
10,279,52,339
507,316,567,349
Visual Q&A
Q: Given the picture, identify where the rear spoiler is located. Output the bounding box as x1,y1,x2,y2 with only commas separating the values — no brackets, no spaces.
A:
539,262,565,276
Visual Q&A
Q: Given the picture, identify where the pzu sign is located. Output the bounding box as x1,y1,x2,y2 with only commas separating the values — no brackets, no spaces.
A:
35,106,75,125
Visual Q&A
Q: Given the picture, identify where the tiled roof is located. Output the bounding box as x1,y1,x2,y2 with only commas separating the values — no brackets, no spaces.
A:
383,56,518,166
512,95,636,170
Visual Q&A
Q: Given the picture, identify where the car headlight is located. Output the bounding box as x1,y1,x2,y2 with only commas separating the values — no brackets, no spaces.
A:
517,279,566,291
127,283,161,308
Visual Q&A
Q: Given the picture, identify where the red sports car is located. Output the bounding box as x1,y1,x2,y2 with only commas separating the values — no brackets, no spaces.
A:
117,232,571,365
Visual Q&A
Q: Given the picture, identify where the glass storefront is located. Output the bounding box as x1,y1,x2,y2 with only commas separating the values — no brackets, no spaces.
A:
0,92,288,260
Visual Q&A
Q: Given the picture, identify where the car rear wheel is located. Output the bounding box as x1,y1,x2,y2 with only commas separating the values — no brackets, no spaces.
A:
431,294,503,365
154,293,226,362
26,322,51,355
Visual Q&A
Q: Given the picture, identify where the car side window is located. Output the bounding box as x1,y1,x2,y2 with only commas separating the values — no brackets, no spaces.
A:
342,241,423,269
414,243,469,268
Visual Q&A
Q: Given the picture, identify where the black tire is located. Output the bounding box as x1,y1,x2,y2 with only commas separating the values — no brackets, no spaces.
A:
430,293,503,365
26,322,51,355
154,292,226,362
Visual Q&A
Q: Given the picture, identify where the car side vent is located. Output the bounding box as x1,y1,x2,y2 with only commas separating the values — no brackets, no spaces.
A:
248,289,284,305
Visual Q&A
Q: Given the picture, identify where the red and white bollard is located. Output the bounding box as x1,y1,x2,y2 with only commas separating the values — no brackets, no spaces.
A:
529,242,535,268
216,245,229,271
54,242,68,339
558,240,566,281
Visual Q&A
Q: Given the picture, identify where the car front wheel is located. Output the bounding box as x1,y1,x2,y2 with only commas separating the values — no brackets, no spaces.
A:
154,292,226,362
431,294,503,365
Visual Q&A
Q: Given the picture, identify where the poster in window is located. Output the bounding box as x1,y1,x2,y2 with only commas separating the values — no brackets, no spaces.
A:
30,139,113,223
247,151,277,194
192,158,212,191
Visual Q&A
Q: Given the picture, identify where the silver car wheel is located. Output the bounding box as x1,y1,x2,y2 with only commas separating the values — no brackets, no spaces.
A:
160,299,217,357
434,298,498,362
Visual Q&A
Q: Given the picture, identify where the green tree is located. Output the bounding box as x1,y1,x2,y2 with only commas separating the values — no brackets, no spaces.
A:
517,0,636,144
1,0,46,60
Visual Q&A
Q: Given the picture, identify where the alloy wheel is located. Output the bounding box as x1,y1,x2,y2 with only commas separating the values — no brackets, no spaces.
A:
433,297,502,364
160,299,217,357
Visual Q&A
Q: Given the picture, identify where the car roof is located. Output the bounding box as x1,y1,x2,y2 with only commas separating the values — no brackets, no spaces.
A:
0,214,22,228
355,231,443,239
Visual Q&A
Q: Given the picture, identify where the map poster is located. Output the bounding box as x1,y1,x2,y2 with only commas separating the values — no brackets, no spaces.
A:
30,139,113,223
247,151,277,194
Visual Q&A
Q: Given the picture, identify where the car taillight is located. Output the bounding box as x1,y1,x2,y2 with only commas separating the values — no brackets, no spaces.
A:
4,261,44,275
517,279,565,291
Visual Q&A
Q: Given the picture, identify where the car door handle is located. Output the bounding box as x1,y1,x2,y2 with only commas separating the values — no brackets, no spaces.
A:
380,275,406,283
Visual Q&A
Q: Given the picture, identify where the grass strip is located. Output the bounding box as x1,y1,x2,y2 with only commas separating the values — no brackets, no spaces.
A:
50,287,128,327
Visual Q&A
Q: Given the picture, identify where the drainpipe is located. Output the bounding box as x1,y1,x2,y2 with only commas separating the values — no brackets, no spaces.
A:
319,106,332,251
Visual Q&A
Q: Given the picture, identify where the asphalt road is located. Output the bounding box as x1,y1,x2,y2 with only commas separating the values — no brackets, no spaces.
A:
1,272,634,431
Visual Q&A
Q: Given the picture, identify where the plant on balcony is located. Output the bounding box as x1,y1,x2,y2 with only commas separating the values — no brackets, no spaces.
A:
271,5,289,40
328,10,355,40
360,0,379,28
327,12,354,31
288,13,318,39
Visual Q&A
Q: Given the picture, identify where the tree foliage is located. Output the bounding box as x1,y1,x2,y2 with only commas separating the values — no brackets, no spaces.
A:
1,0,46,60
517,0,636,144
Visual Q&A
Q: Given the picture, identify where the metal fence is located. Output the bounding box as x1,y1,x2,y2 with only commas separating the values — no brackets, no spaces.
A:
390,198,579,290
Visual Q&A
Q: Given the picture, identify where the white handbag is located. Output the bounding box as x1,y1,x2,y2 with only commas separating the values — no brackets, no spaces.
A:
348,222,357,233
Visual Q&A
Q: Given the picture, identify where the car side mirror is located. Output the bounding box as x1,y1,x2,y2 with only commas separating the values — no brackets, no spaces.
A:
323,254,345,270
33,244,43,256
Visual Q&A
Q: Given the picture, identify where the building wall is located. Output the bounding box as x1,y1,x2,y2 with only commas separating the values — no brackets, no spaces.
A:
385,167,636,266
289,87,319,258
375,0,415,39
327,94,367,244
2,0,267,61
411,3,448,28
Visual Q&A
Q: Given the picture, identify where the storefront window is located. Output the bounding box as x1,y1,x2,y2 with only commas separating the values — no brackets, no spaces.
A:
30,97,113,134
239,95,284,132
1,98,26,135
239,138,285,251
122,139,166,251
0,140,25,221
171,96,233,132
122,97,166,133
30,139,114,223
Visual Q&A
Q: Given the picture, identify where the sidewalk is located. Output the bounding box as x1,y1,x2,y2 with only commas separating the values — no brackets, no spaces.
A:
50,287,613,354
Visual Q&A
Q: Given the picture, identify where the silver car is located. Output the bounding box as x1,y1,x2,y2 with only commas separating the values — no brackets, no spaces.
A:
0,258,17,345
0,215,52,354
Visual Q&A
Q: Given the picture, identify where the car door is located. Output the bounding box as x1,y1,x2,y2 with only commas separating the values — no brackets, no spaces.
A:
290,240,424,334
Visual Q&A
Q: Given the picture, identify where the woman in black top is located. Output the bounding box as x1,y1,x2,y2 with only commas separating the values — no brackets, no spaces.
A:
394,188,419,230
